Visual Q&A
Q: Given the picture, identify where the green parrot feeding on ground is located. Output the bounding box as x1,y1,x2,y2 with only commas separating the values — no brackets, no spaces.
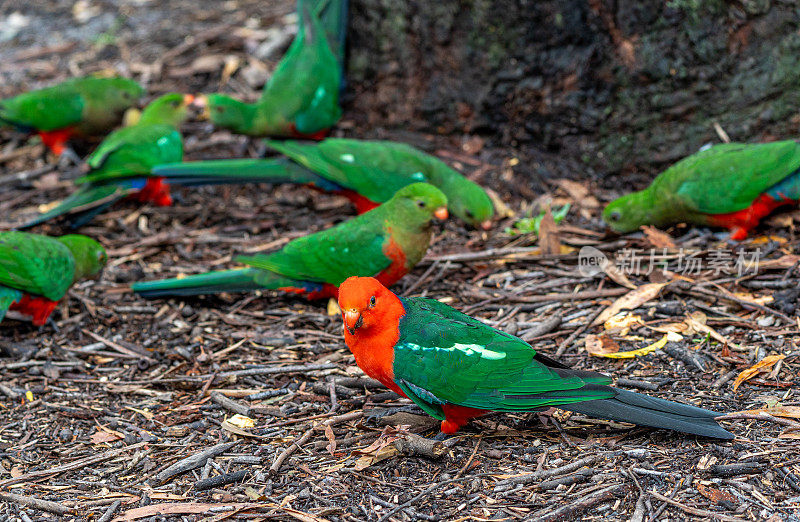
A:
0,232,106,326
19,93,195,229
0,76,144,156
151,138,495,228
203,0,341,138
132,183,448,299
338,276,734,439
604,140,800,240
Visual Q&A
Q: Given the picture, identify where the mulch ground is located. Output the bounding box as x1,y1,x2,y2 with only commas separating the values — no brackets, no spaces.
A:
1,1,799,521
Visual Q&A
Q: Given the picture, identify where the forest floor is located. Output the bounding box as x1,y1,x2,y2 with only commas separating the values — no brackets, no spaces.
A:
0,1,799,521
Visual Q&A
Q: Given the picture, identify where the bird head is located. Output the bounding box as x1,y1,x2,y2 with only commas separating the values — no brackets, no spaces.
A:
102,77,146,115
57,235,107,282
602,190,655,233
139,92,195,128
385,183,449,230
204,94,256,133
338,276,400,336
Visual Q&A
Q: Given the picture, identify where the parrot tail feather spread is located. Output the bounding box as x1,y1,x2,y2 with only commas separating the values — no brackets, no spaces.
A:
338,276,734,439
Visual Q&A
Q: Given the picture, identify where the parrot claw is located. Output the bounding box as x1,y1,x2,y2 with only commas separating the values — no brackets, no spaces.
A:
432,431,452,441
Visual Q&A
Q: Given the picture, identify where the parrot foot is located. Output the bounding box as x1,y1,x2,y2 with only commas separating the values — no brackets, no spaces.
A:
432,431,452,442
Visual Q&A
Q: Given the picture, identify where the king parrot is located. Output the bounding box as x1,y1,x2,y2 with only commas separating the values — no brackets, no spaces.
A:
151,138,495,228
19,93,195,229
305,0,348,75
337,276,734,439
604,140,800,240
0,232,106,326
132,183,447,299
204,0,341,138
0,76,144,156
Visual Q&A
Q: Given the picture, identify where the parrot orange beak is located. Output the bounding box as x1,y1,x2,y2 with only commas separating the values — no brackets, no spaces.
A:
194,95,210,119
480,219,492,230
183,94,196,106
343,309,363,335
434,207,449,221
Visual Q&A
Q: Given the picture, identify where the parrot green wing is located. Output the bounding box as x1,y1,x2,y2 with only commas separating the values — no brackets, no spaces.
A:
0,232,75,300
81,124,183,182
391,297,614,413
19,183,132,229
0,85,84,131
257,0,341,135
671,141,800,214
265,139,427,202
235,212,391,285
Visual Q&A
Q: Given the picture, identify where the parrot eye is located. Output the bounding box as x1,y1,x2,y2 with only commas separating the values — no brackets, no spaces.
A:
369,296,376,307
465,210,474,218
215,106,225,113
415,200,426,208
609,211,621,222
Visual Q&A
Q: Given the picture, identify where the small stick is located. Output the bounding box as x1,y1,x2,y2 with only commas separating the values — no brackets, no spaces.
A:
648,490,744,522
210,391,250,416
526,483,628,522
556,306,603,357
0,492,71,515
153,441,238,484
98,500,122,522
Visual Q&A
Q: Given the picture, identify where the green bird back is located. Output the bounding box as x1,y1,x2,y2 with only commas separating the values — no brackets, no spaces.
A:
604,140,800,232
236,182,447,285
0,76,143,134
77,93,190,183
0,232,105,301
392,297,613,419
266,138,494,227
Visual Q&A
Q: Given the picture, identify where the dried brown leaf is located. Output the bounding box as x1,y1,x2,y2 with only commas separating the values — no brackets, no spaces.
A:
538,207,561,256
733,354,786,391
593,283,667,325
641,226,676,249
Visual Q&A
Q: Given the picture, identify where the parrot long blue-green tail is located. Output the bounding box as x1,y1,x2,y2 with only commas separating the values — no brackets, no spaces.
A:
17,184,133,230
556,386,733,439
0,287,23,323
150,158,343,191
131,267,323,297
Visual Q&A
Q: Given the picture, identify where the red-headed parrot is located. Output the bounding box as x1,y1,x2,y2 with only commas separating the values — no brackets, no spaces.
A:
0,76,144,156
0,232,106,326
151,138,495,228
19,93,195,229
204,0,341,138
132,183,447,299
337,276,734,439
604,140,800,240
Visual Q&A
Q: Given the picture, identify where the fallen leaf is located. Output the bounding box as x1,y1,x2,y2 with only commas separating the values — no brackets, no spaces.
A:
324,424,336,456
227,414,255,429
733,355,786,391
641,226,676,249
603,312,642,335
589,333,671,359
585,334,620,356
462,135,484,155
593,283,667,325
485,188,515,218
538,207,561,256
90,428,123,445
696,483,737,504
554,179,600,209
353,444,399,471
738,405,800,419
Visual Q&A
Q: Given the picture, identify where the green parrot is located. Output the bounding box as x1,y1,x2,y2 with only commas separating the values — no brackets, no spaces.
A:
132,183,448,299
338,276,734,439
305,0,348,73
0,232,106,326
0,76,144,155
204,0,341,138
150,138,495,228
19,93,195,229
604,140,800,240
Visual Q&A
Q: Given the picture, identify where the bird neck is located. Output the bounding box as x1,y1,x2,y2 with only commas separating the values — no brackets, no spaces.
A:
343,294,406,389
